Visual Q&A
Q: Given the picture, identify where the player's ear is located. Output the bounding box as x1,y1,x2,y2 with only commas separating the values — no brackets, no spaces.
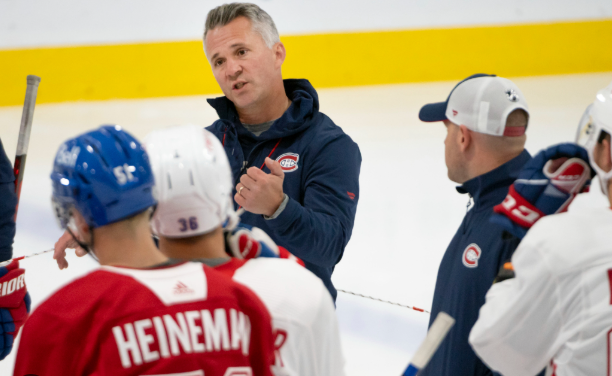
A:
71,210,91,238
274,42,286,69
458,125,472,152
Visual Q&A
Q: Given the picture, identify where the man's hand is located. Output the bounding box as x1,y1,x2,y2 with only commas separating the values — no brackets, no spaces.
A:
53,230,87,270
235,157,285,217
0,261,30,360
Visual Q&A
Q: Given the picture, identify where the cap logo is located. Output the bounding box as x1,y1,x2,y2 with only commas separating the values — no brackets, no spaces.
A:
452,110,458,117
505,89,519,102
462,243,481,268
276,153,299,172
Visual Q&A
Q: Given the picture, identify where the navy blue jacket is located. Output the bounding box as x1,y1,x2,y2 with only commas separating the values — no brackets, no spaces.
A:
206,79,361,301
0,138,16,262
421,150,531,376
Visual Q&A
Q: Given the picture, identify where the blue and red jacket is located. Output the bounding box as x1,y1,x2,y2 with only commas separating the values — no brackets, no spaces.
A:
0,138,16,262
421,150,530,376
206,79,361,301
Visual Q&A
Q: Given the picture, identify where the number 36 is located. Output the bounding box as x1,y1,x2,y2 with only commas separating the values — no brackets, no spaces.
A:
178,217,199,232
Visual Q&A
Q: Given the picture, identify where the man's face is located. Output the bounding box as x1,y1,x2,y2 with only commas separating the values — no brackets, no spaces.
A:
443,120,465,183
205,17,282,111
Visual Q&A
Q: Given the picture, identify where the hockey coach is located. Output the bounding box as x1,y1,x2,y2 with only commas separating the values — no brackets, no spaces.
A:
202,3,361,301
417,74,532,375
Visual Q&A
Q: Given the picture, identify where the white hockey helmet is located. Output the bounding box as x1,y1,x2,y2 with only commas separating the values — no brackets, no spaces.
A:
145,124,237,237
576,81,612,196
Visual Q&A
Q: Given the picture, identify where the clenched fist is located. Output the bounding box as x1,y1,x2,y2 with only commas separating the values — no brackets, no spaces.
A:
235,157,285,217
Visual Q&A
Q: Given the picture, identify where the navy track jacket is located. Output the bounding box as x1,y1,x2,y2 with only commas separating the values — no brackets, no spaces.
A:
0,138,16,262
206,79,361,301
421,150,531,376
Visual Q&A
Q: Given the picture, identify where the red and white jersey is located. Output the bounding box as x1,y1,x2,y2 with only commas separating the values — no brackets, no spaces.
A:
469,207,612,376
216,258,345,376
14,262,274,376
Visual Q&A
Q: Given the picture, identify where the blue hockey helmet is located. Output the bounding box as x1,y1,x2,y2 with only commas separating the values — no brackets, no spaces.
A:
51,125,156,229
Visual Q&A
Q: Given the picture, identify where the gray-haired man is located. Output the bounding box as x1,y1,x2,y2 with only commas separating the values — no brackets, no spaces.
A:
203,3,362,302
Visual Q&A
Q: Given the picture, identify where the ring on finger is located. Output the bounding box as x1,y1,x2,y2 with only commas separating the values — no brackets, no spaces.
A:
239,186,244,195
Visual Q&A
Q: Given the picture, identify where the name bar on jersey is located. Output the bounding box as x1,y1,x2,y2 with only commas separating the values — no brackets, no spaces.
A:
112,308,251,369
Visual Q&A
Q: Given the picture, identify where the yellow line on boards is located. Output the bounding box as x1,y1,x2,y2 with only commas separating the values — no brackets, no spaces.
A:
0,41,219,106
1,19,611,106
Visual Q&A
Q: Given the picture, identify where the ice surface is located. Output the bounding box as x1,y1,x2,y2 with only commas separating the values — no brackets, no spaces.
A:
0,72,610,375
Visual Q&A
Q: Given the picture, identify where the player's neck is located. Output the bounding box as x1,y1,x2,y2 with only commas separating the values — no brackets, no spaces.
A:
465,148,524,183
92,219,167,268
157,227,227,260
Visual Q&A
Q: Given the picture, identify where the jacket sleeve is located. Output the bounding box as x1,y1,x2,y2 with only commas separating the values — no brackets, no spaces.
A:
469,229,561,376
0,139,16,262
265,134,361,267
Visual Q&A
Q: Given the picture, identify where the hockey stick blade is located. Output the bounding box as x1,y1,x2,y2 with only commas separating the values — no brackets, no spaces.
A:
402,311,455,376
14,75,41,220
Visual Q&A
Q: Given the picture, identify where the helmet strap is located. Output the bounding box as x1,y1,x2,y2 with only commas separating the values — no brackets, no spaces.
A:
66,226,97,260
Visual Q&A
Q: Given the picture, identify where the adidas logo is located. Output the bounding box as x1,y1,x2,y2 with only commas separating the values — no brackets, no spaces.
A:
173,281,194,295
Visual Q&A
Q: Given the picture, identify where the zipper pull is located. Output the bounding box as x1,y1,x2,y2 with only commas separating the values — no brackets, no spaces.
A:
466,194,473,213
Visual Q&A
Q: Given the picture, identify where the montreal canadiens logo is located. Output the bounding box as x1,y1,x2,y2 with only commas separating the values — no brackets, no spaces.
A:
276,153,299,172
462,243,481,268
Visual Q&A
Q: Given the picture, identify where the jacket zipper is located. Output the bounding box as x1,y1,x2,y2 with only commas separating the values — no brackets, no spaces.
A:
240,138,282,176
462,193,473,234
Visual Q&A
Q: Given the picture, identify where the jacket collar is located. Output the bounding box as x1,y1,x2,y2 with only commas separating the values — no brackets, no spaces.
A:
206,79,319,141
456,149,531,206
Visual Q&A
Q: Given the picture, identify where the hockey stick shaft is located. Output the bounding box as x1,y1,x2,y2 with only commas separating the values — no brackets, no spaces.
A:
0,248,53,267
337,289,430,313
14,75,41,221
402,311,455,376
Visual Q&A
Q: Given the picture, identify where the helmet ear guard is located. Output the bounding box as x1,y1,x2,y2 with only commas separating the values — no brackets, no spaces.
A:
51,196,71,231
223,200,240,232
51,196,97,256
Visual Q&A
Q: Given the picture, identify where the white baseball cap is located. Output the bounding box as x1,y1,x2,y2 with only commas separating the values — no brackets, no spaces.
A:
419,74,530,137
